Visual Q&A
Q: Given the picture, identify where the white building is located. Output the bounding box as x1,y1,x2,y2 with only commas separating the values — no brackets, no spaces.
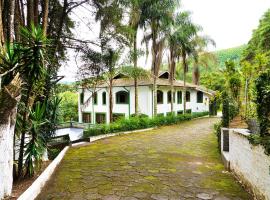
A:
78,72,215,124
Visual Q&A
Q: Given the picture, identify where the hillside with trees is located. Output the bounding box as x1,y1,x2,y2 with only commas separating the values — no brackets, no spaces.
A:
214,45,246,68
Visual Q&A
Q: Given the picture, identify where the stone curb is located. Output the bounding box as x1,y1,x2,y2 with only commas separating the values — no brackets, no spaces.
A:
17,146,70,200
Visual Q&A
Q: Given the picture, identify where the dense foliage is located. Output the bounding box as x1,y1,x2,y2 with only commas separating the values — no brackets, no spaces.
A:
84,112,209,137
215,45,246,68
0,0,89,181
255,70,270,137
248,70,270,155
58,91,78,122
242,9,270,64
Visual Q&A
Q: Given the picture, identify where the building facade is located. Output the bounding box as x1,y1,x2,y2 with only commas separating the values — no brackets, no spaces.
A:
78,72,214,124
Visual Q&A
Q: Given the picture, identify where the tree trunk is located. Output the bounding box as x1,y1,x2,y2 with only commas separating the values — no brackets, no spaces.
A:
0,0,5,46
42,0,49,36
33,0,39,25
14,0,23,41
169,48,175,114
133,29,139,115
151,22,158,117
182,53,187,114
8,0,15,43
153,76,157,116
134,78,138,115
244,78,249,119
43,0,68,103
109,78,113,123
192,62,200,85
170,85,174,114
19,0,25,26
27,0,34,27
0,75,21,199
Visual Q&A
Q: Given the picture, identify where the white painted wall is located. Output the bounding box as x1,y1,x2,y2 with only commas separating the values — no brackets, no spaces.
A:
190,89,210,113
221,129,270,199
79,85,210,124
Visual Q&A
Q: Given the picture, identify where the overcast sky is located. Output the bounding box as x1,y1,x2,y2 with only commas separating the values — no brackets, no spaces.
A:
59,0,270,82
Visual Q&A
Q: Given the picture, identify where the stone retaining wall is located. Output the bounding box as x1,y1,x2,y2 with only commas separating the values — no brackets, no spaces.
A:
221,128,270,199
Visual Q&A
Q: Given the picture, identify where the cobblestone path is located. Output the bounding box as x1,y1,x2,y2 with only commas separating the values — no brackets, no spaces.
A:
37,118,251,200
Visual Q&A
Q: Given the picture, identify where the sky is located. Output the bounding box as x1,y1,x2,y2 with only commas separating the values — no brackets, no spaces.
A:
59,0,270,83
181,0,270,50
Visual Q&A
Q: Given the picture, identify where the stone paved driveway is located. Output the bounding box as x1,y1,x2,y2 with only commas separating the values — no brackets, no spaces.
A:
37,118,251,200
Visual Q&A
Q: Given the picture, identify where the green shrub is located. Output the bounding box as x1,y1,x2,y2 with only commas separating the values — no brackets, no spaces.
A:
248,70,270,155
83,112,209,137
130,113,149,118
214,121,222,152
248,134,270,155
222,91,230,127
255,69,270,137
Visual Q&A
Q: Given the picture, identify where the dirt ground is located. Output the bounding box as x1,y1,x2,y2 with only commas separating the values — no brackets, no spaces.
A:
4,161,51,200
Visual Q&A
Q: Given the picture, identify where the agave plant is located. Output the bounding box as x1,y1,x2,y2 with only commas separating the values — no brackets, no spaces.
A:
42,96,62,141
24,102,47,177
0,43,21,89
17,24,49,177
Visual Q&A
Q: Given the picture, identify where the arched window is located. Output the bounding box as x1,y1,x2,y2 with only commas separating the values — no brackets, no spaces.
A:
197,91,203,103
186,91,190,102
177,91,182,104
116,91,129,104
102,92,106,105
157,90,163,104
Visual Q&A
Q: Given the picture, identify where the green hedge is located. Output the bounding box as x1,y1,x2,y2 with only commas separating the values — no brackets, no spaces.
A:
84,112,209,137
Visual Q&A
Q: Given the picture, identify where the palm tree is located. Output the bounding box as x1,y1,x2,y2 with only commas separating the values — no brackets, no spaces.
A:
103,48,120,123
128,0,142,116
191,35,216,85
168,11,199,113
121,66,149,115
175,15,199,113
140,0,178,116
168,11,193,114
24,101,47,177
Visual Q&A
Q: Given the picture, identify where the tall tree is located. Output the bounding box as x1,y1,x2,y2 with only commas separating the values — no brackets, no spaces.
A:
168,11,198,113
168,12,190,113
128,0,142,116
177,20,198,113
92,0,128,121
104,49,119,122
191,35,215,85
140,0,178,116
